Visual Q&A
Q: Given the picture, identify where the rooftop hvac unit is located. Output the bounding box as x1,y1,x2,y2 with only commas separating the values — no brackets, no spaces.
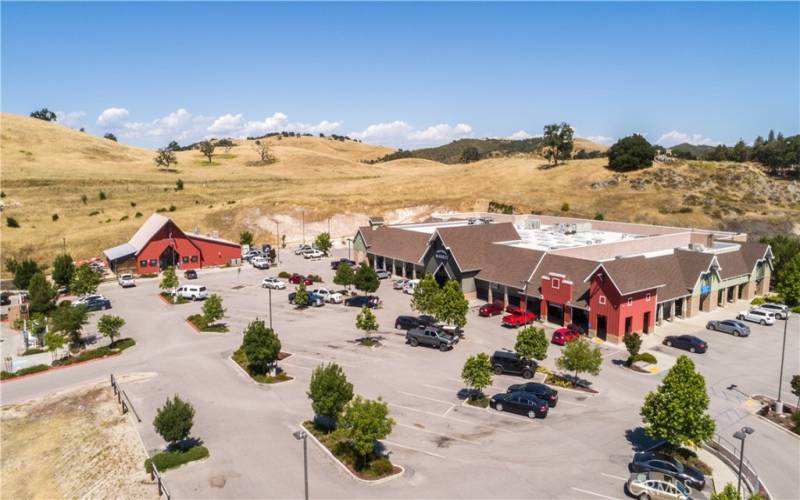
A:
524,218,542,230
558,223,578,235
574,222,592,233
688,243,705,252
467,217,477,225
479,217,493,224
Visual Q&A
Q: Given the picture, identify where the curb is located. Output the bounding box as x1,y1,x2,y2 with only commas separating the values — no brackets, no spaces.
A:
298,422,404,485
0,349,126,384
228,354,294,386
749,394,800,439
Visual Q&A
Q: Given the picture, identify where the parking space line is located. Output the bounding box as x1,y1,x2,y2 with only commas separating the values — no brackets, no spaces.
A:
280,362,312,371
398,391,457,408
290,353,356,369
600,473,627,481
395,423,480,445
423,384,459,393
458,404,540,425
570,487,621,500
388,403,448,418
557,399,587,408
382,439,446,459
388,403,510,433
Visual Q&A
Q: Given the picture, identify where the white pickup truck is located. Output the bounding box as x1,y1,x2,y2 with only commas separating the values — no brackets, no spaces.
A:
117,273,135,288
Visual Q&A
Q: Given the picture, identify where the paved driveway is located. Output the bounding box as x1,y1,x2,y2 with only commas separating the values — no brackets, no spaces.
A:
2,250,797,499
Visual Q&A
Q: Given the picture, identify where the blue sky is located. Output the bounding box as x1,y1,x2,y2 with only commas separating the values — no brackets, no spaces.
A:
2,1,798,148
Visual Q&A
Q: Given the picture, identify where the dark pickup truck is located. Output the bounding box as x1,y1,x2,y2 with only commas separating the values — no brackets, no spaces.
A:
406,326,458,351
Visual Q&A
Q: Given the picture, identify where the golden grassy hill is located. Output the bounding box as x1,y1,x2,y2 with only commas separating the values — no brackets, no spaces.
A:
1,113,797,271
574,137,608,152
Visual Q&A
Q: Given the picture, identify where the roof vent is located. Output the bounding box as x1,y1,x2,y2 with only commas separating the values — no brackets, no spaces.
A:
688,243,705,252
524,218,541,230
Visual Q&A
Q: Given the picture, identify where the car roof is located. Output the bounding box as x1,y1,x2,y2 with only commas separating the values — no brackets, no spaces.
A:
492,351,519,359
680,335,702,341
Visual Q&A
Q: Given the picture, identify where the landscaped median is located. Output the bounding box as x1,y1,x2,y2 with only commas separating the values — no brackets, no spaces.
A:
159,292,189,305
145,444,210,474
145,395,209,474
185,293,228,333
230,319,292,383
0,338,136,381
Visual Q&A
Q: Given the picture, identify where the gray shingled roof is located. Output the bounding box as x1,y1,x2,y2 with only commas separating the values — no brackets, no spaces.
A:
476,244,545,288
436,223,521,271
529,254,599,306
595,256,667,295
357,226,430,263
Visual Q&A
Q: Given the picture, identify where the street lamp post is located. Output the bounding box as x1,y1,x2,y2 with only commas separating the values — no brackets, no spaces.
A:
733,426,754,497
775,315,789,412
293,430,309,500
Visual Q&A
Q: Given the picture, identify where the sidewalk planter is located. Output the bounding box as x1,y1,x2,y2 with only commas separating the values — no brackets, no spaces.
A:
230,349,293,384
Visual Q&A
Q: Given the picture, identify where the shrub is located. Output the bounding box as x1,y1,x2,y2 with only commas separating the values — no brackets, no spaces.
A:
169,205,177,212
793,410,800,434
187,314,209,330
561,202,570,212
153,395,195,445
135,212,143,218
0,364,50,380
52,213,59,222
366,457,394,477
750,297,766,306
176,179,184,191
242,320,281,375
594,212,604,221
130,201,137,207
792,305,800,314
278,271,291,279
144,445,209,474
99,191,107,200
634,352,658,365
89,210,100,216
607,134,656,172
308,363,353,427
308,274,323,283
81,194,88,204
6,217,20,228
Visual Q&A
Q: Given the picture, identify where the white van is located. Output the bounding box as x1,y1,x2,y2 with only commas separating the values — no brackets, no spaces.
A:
174,285,208,300
403,279,420,295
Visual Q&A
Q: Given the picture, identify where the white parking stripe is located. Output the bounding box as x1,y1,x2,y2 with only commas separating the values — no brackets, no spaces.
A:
279,362,312,371
387,403,511,433
423,384,460,393
395,423,480,444
600,473,628,481
382,440,446,459
398,391,457,407
458,404,540,425
556,399,587,407
290,353,356,369
571,487,621,500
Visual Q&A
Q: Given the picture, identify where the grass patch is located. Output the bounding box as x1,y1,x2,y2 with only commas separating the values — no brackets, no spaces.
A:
1,364,50,380
357,337,381,347
193,160,222,166
52,338,136,366
466,395,489,408
632,352,657,364
302,421,400,480
231,347,291,383
188,314,229,333
544,373,599,393
160,292,189,304
144,445,209,474
22,347,47,356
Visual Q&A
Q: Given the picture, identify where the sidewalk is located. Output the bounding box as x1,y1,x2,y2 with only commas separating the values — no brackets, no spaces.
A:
697,447,739,494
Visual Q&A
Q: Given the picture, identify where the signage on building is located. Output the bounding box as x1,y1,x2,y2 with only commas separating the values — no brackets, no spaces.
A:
434,249,449,262
700,284,711,295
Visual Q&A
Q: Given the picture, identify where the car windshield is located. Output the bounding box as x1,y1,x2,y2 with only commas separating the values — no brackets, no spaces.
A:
199,287,207,292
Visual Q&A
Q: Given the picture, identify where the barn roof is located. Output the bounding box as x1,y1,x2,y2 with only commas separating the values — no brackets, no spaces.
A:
129,213,172,252
103,243,137,262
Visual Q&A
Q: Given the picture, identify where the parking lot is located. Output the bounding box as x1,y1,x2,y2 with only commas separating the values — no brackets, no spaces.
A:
2,248,798,499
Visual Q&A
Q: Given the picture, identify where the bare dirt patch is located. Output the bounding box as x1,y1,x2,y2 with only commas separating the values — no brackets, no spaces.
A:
1,382,155,499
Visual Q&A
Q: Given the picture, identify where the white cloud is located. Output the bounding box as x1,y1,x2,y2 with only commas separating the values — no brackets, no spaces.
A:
508,129,534,140
585,135,615,146
208,113,245,134
97,107,129,127
350,120,473,147
55,111,86,128
122,108,198,140
657,130,717,148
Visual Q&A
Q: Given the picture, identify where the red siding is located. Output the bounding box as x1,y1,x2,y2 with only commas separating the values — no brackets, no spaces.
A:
540,274,574,323
587,272,657,341
133,220,240,273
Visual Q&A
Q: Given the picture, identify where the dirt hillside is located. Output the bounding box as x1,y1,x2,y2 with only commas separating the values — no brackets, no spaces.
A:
2,113,798,270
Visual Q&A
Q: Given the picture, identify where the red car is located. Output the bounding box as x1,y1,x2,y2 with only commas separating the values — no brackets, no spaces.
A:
479,300,505,317
502,310,536,328
505,304,523,315
552,328,581,345
289,274,313,286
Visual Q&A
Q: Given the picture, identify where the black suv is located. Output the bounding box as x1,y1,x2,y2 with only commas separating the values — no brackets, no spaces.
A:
507,382,559,407
491,351,537,379
394,315,436,330
83,297,111,311
344,295,380,308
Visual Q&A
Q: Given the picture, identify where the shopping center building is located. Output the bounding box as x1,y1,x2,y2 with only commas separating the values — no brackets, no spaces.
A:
353,213,772,342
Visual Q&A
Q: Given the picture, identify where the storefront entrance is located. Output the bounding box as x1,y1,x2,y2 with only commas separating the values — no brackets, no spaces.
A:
547,303,564,326
596,315,607,340
159,246,180,270
571,307,589,331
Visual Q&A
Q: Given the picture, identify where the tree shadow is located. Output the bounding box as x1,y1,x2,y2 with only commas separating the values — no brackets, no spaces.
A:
624,427,661,453
456,388,482,401
169,436,204,452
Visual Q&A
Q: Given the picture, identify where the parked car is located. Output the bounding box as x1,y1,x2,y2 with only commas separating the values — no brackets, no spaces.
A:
288,291,325,307
251,257,270,269
479,300,505,317
506,382,559,407
304,250,325,259
737,308,776,325
757,303,790,320
403,279,420,295
244,250,263,262
395,315,436,330
174,285,208,301
344,295,380,308
663,335,707,353
706,319,750,337
501,310,536,328
117,273,135,288
184,269,198,279
82,296,111,311
490,351,537,379
73,294,107,305
312,288,343,304
393,278,409,290
294,245,313,255
406,326,458,351
289,274,314,286
552,327,581,345
626,471,692,500
376,269,392,280
564,323,586,335
490,391,549,419
331,258,356,270
630,452,706,491
505,304,523,315
0,293,10,306
261,277,286,290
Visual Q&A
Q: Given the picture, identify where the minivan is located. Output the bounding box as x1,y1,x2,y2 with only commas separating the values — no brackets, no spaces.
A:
175,285,208,300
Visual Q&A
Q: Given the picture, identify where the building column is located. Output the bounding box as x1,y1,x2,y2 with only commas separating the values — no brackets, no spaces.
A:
503,286,509,305
488,286,493,303
670,300,676,319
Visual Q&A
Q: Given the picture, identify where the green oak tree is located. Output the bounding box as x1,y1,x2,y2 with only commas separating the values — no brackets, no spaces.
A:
461,353,493,400
52,254,75,289
239,230,254,247
515,326,549,361
333,263,354,290
640,355,715,447
51,302,89,346
356,306,379,340
314,232,332,255
70,265,101,296
411,274,440,316
307,362,354,430
607,134,656,172
97,314,126,347
354,263,380,294
776,252,800,306
435,279,469,328
339,396,395,470
556,337,602,386
202,294,225,325
294,283,310,307
154,148,178,170
27,272,56,313
153,395,195,448
160,266,179,302
198,140,215,163
242,319,281,374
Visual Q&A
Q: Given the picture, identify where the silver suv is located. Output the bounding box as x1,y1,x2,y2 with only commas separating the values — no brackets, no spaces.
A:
737,308,776,325
758,303,790,320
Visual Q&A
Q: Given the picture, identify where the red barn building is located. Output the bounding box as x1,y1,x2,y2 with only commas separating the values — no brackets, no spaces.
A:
103,214,241,274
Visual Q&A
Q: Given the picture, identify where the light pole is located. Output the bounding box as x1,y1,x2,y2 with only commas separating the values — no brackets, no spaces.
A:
293,430,309,500
733,426,754,497
775,314,789,412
